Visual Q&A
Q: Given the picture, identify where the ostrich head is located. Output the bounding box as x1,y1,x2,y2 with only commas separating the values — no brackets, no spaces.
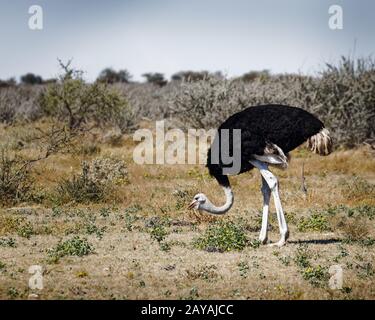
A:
188,193,207,210
188,187,234,215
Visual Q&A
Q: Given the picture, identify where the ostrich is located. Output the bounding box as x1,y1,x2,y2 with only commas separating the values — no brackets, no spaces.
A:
188,104,333,247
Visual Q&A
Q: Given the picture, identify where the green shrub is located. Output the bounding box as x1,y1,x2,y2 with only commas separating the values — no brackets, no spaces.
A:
47,236,94,263
7,287,20,299
85,222,106,240
150,225,168,243
294,245,311,268
0,237,17,247
354,205,375,220
302,265,329,287
297,213,330,232
17,222,34,239
39,60,134,132
193,220,248,252
123,211,140,232
238,261,250,278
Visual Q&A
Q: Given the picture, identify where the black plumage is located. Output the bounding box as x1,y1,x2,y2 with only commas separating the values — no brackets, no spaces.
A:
207,104,326,186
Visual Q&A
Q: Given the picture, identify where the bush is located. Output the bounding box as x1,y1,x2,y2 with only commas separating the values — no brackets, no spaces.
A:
39,60,134,132
302,265,329,287
150,225,168,243
0,149,34,206
17,222,34,239
297,213,331,232
170,76,248,128
169,56,375,146
47,236,94,263
145,216,170,246
0,78,16,88
56,157,128,203
0,237,17,247
194,220,248,252
0,86,42,124
171,70,222,82
308,57,375,147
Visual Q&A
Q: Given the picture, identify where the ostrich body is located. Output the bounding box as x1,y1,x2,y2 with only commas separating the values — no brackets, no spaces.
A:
189,104,333,247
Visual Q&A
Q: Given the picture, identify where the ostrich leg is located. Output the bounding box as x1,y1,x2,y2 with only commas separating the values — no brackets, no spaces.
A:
259,177,271,244
250,159,289,247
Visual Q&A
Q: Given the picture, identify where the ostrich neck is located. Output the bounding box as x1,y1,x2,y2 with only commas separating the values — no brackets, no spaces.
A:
204,186,234,215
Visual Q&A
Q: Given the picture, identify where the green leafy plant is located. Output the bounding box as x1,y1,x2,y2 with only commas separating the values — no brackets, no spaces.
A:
47,236,94,263
302,265,329,287
7,287,20,299
297,213,330,232
0,237,17,248
294,245,311,268
238,261,250,278
193,220,248,252
150,225,168,243
17,222,34,239
85,222,106,240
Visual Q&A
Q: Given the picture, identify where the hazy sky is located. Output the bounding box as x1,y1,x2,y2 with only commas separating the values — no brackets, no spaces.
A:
0,0,374,81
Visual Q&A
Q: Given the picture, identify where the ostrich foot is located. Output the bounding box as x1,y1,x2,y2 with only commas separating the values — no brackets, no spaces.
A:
268,231,289,247
269,239,286,247
259,235,268,245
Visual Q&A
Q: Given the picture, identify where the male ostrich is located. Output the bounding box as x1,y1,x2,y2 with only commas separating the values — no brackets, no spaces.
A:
188,104,333,247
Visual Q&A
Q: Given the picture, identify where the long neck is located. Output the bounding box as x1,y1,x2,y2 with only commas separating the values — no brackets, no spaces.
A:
203,186,234,215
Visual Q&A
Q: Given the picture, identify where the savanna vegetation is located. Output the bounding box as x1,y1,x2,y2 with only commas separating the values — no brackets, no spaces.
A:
0,57,374,299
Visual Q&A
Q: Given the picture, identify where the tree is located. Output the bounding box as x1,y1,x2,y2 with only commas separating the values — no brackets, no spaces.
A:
0,78,16,88
171,71,224,82
171,71,209,82
39,60,133,131
142,73,167,87
20,73,43,85
97,68,132,84
239,70,270,82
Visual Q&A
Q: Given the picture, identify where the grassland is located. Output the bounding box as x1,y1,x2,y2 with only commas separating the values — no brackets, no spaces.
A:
1,121,374,300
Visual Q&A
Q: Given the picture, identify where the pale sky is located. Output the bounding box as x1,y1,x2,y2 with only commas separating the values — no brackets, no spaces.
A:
0,0,374,82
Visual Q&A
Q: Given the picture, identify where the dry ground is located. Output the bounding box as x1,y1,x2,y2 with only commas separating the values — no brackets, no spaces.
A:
0,123,375,300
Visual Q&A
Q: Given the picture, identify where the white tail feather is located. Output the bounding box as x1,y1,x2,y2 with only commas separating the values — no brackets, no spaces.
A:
307,128,333,156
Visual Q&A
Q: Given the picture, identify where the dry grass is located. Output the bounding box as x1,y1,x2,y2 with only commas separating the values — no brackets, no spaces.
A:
0,125,375,300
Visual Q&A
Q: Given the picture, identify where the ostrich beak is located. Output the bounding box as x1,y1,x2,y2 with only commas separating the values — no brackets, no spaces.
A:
188,200,198,210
